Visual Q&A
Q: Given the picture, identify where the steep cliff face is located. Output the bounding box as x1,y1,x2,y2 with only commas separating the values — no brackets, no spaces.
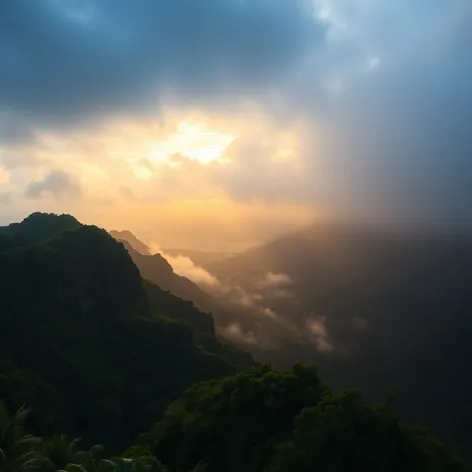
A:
0,213,252,451
112,234,220,316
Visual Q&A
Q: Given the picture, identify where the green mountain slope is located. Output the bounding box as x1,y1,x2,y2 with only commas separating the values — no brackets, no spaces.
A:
123,241,215,314
110,233,253,350
0,213,251,452
110,233,219,318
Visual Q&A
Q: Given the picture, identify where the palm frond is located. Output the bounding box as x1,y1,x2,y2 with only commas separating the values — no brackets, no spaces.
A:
90,445,105,461
95,459,117,472
65,464,89,472
0,403,30,447
18,456,55,472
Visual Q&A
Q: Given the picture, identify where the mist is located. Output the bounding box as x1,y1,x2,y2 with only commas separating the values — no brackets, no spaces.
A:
3,0,472,467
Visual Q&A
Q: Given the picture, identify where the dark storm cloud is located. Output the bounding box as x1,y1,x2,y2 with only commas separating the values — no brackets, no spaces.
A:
314,15,472,228
25,170,81,199
208,1,472,230
3,0,472,231
0,114,37,146
0,0,324,128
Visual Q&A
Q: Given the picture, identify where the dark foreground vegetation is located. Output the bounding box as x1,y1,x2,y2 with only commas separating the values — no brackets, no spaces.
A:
0,213,469,471
1,366,469,472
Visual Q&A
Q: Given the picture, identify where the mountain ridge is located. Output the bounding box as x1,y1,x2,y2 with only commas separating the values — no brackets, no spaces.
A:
0,212,253,451
110,233,219,318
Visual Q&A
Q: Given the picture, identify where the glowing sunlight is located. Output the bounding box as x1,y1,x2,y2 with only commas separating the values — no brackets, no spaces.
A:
147,121,237,165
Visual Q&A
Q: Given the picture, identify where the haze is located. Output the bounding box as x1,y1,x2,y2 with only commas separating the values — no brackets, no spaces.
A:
2,3,472,464
1,0,472,251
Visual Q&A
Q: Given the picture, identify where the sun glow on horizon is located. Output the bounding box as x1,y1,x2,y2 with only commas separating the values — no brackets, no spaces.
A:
5,109,317,252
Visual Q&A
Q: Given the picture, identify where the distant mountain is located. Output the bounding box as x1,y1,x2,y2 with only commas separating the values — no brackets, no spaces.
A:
109,229,152,255
162,248,235,267
206,222,472,455
110,231,274,347
0,213,253,452
109,230,235,266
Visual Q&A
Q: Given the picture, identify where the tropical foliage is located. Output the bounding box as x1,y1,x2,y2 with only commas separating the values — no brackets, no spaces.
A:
0,401,167,472
0,402,42,472
147,365,470,472
0,213,470,472
3,363,468,472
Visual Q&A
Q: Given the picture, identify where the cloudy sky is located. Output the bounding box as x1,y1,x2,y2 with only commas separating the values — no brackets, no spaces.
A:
1,0,471,250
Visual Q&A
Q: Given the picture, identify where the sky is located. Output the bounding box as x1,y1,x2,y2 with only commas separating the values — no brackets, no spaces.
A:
1,0,471,250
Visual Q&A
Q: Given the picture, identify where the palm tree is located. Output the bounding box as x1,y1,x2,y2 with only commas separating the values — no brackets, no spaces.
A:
67,444,110,472
0,401,43,472
36,436,112,472
0,401,167,472
41,434,84,471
